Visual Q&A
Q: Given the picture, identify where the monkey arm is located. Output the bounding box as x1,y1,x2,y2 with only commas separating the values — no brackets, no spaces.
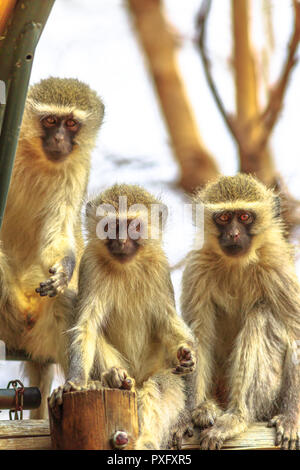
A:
36,205,80,297
181,260,217,407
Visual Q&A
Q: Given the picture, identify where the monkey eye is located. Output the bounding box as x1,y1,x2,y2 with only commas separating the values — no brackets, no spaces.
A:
42,116,57,127
65,119,78,129
239,213,253,224
215,212,232,224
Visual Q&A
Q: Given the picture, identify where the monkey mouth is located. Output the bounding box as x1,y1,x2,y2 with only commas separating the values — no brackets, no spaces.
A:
44,150,70,162
221,244,247,257
110,252,136,263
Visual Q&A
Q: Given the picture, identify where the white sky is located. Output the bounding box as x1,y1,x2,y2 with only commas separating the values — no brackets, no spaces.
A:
1,0,299,416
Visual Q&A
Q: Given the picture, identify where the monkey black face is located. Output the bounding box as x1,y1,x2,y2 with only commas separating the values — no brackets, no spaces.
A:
213,210,255,257
41,114,81,162
105,220,142,263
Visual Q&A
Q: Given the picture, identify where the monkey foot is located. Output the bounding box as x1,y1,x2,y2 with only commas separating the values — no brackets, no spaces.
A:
199,427,224,450
268,414,300,450
172,345,196,375
48,379,101,409
172,422,194,450
101,367,135,391
192,400,223,428
36,263,68,298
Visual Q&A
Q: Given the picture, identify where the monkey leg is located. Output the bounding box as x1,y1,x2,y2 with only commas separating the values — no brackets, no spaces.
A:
134,371,186,450
23,361,55,419
36,254,76,298
267,345,300,450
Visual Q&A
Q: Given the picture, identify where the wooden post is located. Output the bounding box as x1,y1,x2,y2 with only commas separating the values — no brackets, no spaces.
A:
48,389,139,450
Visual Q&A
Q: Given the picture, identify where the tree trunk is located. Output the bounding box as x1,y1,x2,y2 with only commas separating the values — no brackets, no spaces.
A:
127,0,219,192
232,0,275,186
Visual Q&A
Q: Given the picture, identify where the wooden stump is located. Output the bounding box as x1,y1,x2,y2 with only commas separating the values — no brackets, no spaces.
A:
48,389,139,450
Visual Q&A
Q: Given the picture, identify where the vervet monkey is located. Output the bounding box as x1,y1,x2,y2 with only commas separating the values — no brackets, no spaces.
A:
50,184,196,450
181,174,300,450
0,77,104,418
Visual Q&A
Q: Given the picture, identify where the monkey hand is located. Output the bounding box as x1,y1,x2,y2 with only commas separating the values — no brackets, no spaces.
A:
268,414,300,450
48,379,87,408
101,367,135,391
172,345,196,375
36,262,69,297
192,399,223,428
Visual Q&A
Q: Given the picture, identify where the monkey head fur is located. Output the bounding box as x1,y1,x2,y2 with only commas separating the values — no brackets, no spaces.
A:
85,184,168,268
195,174,285,266
19,77,104,166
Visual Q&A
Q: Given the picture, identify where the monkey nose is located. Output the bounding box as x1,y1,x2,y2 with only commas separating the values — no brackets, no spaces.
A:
229,230,240,241
54,133,64,142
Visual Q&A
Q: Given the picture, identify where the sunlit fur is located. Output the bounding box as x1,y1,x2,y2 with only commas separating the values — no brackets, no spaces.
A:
64,184,196,449
0,77,104,418
181,174,300,449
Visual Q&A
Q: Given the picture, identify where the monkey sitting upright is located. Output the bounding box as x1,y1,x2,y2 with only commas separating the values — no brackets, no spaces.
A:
181,174,300,450
50,184,196,450
0,77,104,418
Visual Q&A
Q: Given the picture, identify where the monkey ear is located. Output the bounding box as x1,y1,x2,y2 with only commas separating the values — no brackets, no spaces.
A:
273,195,281,218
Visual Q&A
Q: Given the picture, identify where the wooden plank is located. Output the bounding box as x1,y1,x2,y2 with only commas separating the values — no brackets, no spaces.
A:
182,422,277,450
0,436,51,450
0,419,277,450
0,419,49,438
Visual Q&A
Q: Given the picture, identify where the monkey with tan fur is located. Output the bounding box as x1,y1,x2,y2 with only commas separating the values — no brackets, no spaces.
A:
50,184,196,450
181,174,300,450
0,77,104,418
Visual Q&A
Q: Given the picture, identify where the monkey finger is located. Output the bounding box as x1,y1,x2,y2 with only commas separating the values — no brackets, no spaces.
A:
268,416,279,427
172,365,193,375
289,437,297,450
275,428,284,446
39,279,53,287
172,433,182,450
186,426,194,438
121,377,135,390
179,359,195,368
281,434,290,450
87,380,102,391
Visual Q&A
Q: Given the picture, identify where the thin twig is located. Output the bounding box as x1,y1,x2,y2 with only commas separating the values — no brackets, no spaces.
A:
196,0,241,143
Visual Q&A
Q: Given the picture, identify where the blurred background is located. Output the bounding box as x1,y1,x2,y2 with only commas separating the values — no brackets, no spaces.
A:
1,0,300,417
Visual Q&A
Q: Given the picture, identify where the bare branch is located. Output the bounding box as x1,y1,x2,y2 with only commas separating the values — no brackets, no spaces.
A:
196,0,241,144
